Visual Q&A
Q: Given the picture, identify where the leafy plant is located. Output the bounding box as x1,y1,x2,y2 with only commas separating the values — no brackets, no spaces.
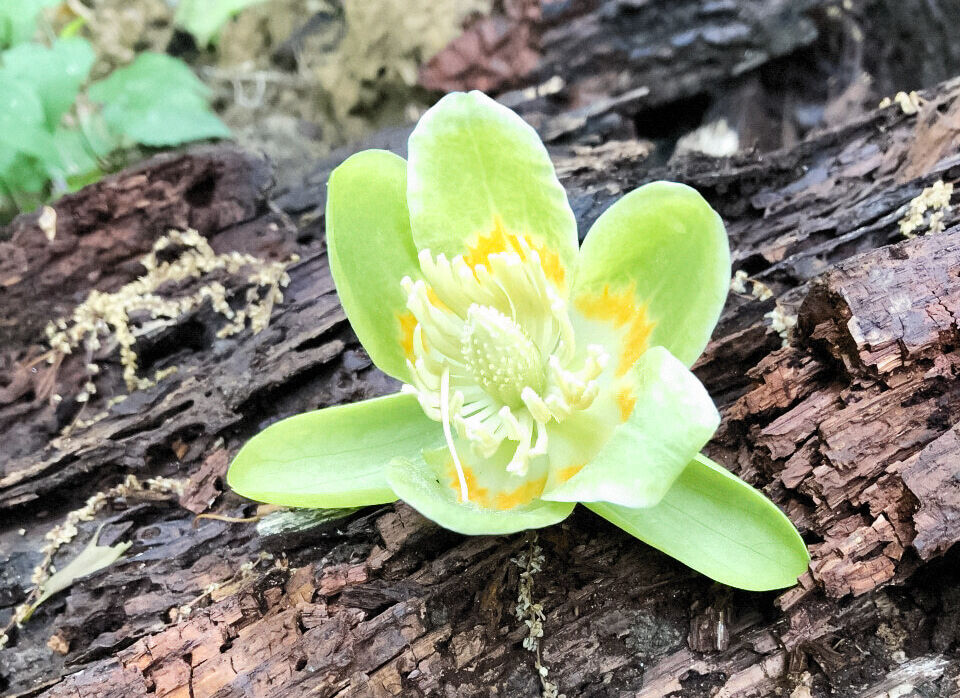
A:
174,0,268,47
228,91,810,591
0,3,230,219
0,0,60,49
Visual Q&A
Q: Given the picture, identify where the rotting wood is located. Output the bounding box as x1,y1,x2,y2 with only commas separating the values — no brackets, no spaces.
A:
3,80,960,698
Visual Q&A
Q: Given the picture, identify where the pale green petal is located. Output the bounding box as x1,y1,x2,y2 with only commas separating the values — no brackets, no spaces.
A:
542,346,719,508
327,149,422,381
387,446,574,535
573,182,730,367
407,91,578,288
228,392,441,508
588,454,810,591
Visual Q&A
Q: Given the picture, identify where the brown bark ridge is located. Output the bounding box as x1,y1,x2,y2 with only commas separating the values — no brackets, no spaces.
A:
3,79,960,698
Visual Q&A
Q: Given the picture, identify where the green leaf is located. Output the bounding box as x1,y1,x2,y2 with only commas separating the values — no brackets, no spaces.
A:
76,105,121,159
0,74,62,189
175,0,267,47
327,149,422,381
542,346,719,508
228,392,441,508
0,0,61,49
23,525,131,621
407,91,578,285
52,127,101,186
88,52,209,104
109,103,232,147
587,454,809,591
88,52,231,147
573,181,730,367
0,72,46,128
0,38,96,129
387,448,574,535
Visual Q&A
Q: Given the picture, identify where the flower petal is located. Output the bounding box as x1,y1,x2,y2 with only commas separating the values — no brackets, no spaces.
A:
542,346,719,508
573,181,730,367
326,149,422,381
227,392,441,508
587,454,810,591
386,445,574,535
407,91,578,290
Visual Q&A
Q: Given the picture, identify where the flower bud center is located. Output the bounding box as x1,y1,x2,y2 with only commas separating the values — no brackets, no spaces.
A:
461,304,543,408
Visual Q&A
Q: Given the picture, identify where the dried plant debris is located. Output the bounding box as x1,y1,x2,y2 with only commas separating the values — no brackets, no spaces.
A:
296,0,490,141
513,534,564,698
45,228,297,396
898,180,954,238
1,474,184,644
49,0,175,78
20,525,131,622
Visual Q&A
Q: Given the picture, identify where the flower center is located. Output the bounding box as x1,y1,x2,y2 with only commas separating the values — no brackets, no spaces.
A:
400,236,609,503
461,304,544,408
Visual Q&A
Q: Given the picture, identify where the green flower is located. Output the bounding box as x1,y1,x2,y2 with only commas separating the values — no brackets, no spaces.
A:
228,91,809,591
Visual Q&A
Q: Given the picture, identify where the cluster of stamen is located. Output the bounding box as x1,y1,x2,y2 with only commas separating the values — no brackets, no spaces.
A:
401,238,608,502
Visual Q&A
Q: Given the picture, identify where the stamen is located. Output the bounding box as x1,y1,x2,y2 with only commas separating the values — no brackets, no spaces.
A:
441,366,469,503
402,242,613,489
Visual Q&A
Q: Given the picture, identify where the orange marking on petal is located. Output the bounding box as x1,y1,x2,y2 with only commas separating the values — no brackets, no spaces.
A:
555,463,586,485
575,283,656,376
616,386,637,422
464,218,566,289
495,476,547,510
398,310,418,361
537,247,566,288
446,461,489,506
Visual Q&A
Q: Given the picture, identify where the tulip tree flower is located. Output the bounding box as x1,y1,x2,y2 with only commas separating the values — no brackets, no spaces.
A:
228,91,809,591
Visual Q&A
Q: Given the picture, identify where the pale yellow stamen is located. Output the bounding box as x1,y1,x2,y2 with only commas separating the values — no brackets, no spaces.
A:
401,233,609,483
441,366,469,503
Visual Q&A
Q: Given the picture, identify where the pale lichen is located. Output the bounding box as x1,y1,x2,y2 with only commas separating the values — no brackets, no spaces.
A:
878,90,923,115
765,303,798,348
731,270,773,301
674,118,740,158
898,180,953,239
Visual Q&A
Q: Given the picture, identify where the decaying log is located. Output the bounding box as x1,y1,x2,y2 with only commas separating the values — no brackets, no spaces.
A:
424,0,960,151
3,78,960,698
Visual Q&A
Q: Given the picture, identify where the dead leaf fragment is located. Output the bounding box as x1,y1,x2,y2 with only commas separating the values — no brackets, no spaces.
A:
38,206,58,242
23,525,131,621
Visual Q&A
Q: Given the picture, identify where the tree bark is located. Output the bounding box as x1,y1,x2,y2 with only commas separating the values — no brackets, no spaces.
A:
3,69,960,698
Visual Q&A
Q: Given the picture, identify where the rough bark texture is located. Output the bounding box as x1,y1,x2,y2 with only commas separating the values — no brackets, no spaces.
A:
4,20,960,698
424,0,960,152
